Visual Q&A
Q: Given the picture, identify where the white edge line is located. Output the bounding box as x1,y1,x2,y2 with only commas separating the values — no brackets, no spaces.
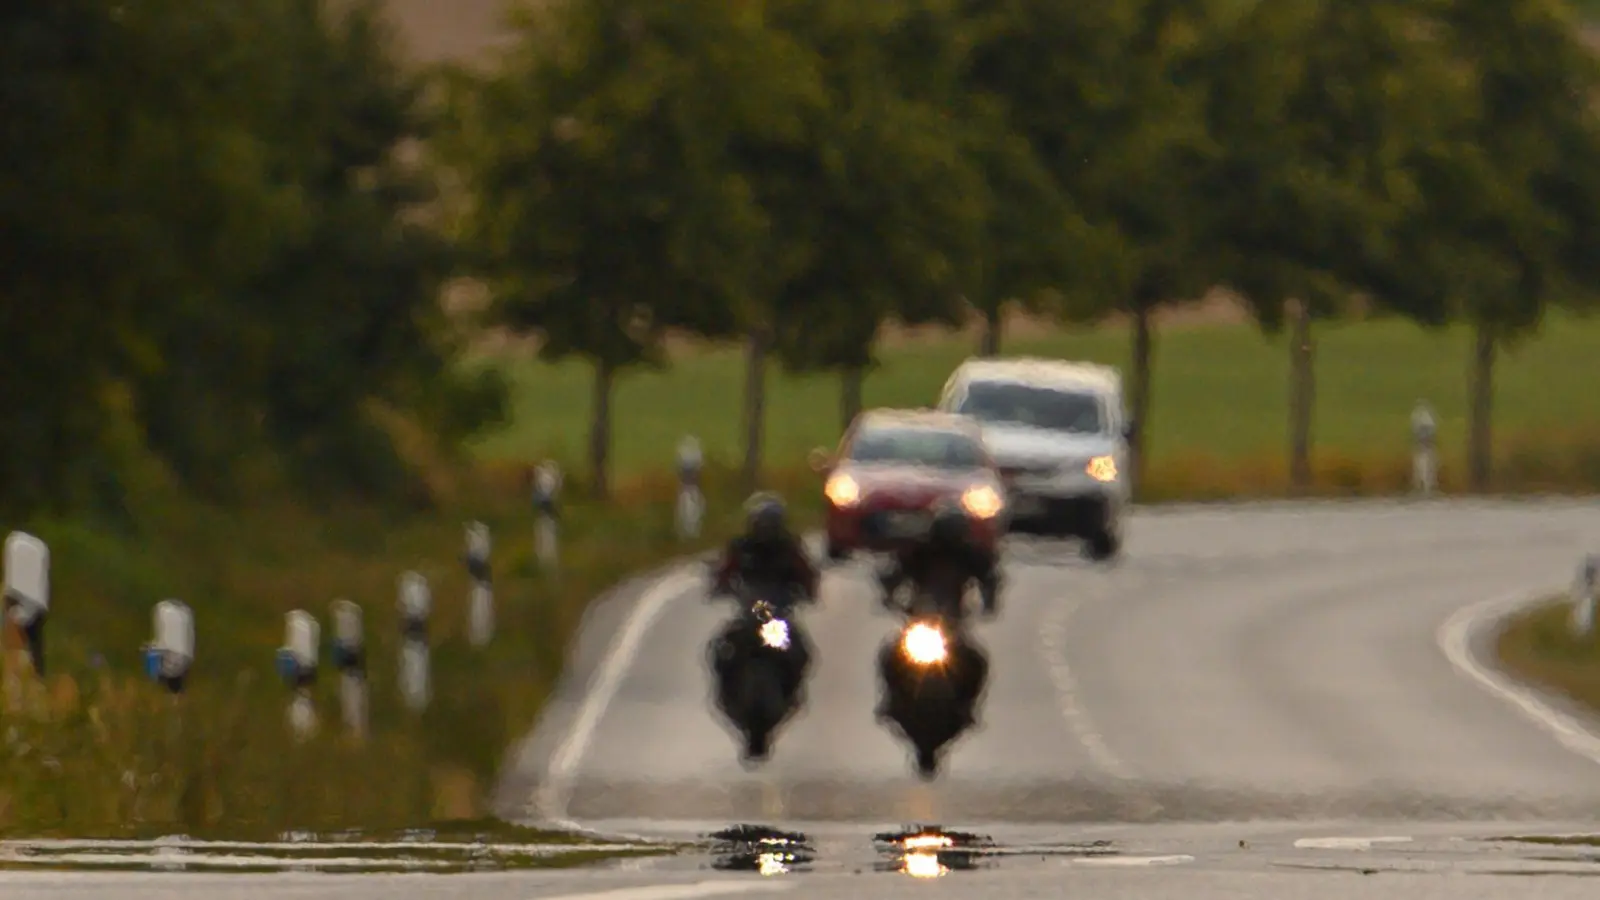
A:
538,881,795,900
537,570,702,834
1437,588,1600,766
1293,837,1413,850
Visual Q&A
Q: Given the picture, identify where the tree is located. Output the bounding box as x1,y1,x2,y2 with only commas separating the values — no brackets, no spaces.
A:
442,0,821,498
1204,0,1454,490
759,0,992,432
1416,0,1600,489
964,0,1231,487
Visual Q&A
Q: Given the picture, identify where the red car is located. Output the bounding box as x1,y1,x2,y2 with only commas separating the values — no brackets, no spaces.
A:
810,409,1007,561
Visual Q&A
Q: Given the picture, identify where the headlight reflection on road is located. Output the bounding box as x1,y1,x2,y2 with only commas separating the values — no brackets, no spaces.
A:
902,851,948,878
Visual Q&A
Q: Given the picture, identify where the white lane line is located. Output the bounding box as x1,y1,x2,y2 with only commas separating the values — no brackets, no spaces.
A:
1038,592,1135,780
537,882,794,900
1068,854,1195,867
1437,589,1600,768
537,570,703,831
1292,836,1413,850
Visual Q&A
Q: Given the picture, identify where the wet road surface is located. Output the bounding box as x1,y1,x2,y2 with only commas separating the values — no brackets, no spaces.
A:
11,499,1600,897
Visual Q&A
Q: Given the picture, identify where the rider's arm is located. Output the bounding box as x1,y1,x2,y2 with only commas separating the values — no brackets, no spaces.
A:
710,540,743,596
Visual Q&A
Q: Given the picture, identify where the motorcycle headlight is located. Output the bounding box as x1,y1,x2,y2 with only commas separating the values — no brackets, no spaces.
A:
824,474,860,508
759,619,790,649
902,623,947,665
960,485,1003,519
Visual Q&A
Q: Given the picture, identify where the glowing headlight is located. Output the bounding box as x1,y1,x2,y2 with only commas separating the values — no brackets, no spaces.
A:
824,474,860,508
901,623,947,665
759,619,790,649
960,484,1003,519
903,851,947,878
1086,455,1117,482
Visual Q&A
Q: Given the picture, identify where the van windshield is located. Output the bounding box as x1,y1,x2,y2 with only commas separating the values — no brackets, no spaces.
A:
956,381,1105,434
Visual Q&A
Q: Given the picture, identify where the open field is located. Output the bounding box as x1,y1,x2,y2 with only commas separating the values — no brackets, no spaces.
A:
478,313,1600,483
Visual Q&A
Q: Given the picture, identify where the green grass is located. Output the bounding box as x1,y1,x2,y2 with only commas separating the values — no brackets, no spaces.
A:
477,313,1600,477
1495,598,1600,719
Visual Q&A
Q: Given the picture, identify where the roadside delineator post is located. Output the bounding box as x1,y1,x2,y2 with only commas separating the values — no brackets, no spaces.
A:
532,462,561,572
1571,555,1598,638
330,599,367,739
276,610,319,741
1411,400,1438,497
676,436,705,541
465,522,493,648
2,532,49,712
397,571,431,712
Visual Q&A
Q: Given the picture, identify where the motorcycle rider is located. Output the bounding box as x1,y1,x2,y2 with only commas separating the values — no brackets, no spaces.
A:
878,501,1001,618
874,501,996,730
708,493,819,726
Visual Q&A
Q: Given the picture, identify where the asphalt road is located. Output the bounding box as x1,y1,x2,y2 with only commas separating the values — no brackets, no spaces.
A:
11,499,1600,898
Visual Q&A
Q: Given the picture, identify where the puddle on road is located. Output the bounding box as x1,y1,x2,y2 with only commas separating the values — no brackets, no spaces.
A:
0,828,673,874
701,823,1125,878
707,825,817,875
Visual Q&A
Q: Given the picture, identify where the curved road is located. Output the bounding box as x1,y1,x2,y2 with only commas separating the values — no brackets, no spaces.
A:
12,499,1600,897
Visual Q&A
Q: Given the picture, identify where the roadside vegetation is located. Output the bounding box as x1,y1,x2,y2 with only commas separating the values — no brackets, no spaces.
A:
4,0,1600,838
1495,600,1600,723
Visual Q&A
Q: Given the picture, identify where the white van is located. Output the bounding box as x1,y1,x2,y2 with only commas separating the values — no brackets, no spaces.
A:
937,358,1131,560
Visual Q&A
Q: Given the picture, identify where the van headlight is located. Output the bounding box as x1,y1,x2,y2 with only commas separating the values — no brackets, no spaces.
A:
1086,456,1117,482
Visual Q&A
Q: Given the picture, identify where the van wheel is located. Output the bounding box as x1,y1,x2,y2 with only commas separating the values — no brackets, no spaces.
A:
1084,527,1121,562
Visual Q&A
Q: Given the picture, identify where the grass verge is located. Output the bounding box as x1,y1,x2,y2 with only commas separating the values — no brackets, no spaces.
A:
1494,597,1600,725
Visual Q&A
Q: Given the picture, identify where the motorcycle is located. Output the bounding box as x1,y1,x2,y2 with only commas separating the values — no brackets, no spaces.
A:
876,579,988,779
707,579,811,764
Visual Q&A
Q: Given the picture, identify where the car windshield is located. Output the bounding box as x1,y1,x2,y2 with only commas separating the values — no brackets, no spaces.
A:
846,426,986,469
956,381,1105,434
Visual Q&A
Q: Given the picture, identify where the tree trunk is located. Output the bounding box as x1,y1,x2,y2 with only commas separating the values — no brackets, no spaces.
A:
839,365,864,434
1468,321,1495,492
1127,303,1156,498
979,303,1002,357
587,358,614,501
740,326,769,494
1288,299,1315,493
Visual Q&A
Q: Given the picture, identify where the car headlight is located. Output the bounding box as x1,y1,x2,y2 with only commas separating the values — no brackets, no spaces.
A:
960,484,1003,519
824,474,860,508
1086,455,1117,482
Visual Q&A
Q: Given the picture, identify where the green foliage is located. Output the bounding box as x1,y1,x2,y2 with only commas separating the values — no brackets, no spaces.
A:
0,0,502,517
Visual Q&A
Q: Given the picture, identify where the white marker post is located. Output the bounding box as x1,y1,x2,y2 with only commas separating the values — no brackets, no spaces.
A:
676,436,705,541
330,599,367,739
465,522,493,648
397,571,431,712
276,611,319,741
1571,555,1598,638
145,600,195,695
1411,401,1438,497
532,462,561,571
2,533,49,712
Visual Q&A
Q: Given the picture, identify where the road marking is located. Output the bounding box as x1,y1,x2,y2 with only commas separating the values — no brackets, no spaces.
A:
1293,836,1413,850
537,570,702,831
1069,854,1195,866
1437,589,1600,768
537,882,794,900
1039,592,1135,779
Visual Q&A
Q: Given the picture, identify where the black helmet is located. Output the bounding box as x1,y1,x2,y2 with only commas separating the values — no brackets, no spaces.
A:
929,500,969,546
745,492,787,543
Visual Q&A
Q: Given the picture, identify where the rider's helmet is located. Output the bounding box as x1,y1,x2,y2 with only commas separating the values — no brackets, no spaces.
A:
928,500,970,548
744,492,788,544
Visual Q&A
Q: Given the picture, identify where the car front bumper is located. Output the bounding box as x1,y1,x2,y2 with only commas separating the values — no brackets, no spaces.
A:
826,501,1003,553
1000,466,1125,528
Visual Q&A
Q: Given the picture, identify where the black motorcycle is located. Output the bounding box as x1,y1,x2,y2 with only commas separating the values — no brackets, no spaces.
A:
707,579,811,763
876,580,988,779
